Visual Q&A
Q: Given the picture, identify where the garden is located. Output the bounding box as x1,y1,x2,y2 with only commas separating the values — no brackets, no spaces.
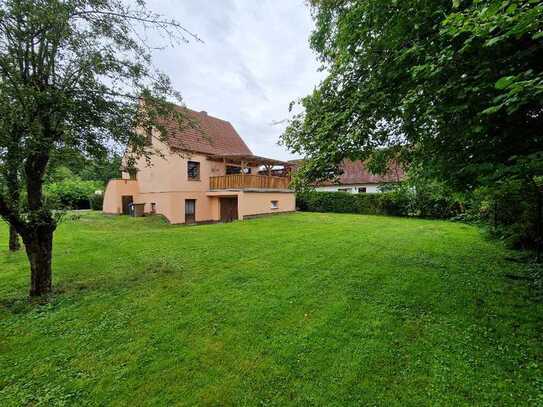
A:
1,212,542,405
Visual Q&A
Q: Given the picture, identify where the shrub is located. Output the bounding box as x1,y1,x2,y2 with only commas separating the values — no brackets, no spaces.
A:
45,179,103,210
296,188,462,220
469,179,541,250
90,193,104,211
296,191,394,216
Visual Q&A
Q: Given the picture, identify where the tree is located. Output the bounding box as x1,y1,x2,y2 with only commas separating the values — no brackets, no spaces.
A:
46,148,123,186
0,87,22,252
0,0,196,296
281,0,543,190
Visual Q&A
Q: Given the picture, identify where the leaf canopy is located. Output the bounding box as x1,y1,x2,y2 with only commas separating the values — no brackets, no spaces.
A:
282,0,543,191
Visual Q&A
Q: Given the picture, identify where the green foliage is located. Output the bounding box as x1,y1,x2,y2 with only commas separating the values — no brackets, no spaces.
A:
391,177,466,219
297,187,461,219
283,0,543,187
468,178,541,249
45,166,77,185
297,190,391,215
89,193,104,211
47,151,122,186
0,0,196,293
1,212,541,405
454,154,543,249
282,0,543,249
443,0,543,117
45,179,102,210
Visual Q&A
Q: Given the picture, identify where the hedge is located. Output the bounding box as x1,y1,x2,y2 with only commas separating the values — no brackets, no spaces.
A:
296,190,460,219
89,193,104,211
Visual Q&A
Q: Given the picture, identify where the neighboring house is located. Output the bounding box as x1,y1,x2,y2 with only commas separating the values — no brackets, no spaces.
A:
103,107,295,224
289,159,405,194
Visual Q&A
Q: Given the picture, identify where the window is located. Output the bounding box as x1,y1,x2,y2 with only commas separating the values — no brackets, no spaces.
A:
128,169,137,180
150,203,156,213
226,165,241,175
338,188,351,193
271,200,279,209
226,166,251,175
358,187,367,193
187,161,200,180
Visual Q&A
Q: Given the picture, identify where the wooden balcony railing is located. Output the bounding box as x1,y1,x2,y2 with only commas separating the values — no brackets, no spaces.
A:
209,175,291,190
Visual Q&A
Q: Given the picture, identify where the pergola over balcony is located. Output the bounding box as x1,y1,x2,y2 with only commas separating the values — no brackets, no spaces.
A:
207,154,293,191
208,153,289,170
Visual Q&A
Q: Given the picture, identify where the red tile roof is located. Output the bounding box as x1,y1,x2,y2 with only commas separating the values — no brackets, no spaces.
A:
289,159,405,185
161,106,252,156
328,159,404,185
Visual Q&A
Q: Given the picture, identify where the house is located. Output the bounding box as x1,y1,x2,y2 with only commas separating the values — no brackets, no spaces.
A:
102,107,295,224
289,159,405,193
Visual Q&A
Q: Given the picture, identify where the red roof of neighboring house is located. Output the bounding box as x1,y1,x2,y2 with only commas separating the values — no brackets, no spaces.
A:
161,107,252,156
289,159,405,185
328,159,405,185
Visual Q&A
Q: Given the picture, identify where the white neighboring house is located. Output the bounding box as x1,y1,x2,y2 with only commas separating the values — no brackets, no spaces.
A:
316,184,384,194
290,159,405,194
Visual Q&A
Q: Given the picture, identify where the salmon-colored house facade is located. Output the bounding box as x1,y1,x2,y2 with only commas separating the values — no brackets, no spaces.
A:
103,108,295,224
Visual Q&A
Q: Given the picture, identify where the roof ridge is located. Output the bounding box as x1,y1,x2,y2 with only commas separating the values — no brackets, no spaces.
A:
178,106,233,125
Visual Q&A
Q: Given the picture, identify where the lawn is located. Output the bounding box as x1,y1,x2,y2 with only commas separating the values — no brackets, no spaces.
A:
0,212,542,406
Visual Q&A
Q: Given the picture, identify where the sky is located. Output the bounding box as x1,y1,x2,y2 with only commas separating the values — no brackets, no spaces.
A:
146,0,323,160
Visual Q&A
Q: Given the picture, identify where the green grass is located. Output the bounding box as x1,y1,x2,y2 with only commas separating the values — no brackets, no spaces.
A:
1,212,542,406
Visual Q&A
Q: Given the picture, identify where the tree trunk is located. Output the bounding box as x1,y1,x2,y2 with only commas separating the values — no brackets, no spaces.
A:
21,143,56,297
23,228,53,297
536,186,543,262
6,157,21,252
9,224,20,252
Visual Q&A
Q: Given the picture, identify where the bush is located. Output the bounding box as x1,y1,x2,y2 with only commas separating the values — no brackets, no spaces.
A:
90,193,104,211
45,179,103,210
296,191,397,216
469,179,541,250
296,188,462,220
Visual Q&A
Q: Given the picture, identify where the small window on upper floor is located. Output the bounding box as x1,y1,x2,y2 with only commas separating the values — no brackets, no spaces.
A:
271,200,279,209
187,161,200,180
128,169,138,180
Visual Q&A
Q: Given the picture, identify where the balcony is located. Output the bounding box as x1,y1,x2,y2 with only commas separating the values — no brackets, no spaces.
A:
209,174,291,191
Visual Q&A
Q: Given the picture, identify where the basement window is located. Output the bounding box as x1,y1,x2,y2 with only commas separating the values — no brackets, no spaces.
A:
187,161,200,180
271,200,279,209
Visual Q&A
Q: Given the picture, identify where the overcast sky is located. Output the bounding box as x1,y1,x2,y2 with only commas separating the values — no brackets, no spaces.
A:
146,0,323,160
